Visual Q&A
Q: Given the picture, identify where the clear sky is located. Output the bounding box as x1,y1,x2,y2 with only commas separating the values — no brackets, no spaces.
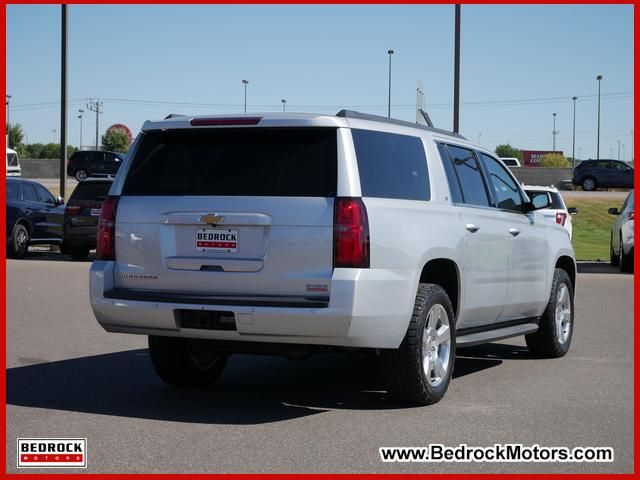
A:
6,4,635,160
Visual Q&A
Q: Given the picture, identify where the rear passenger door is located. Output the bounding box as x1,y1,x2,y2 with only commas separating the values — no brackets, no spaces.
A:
478,153,549,320
34,183,64,241
438,144,509,328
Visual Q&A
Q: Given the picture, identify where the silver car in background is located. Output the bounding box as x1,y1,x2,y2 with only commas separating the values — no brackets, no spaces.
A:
609,191,634,272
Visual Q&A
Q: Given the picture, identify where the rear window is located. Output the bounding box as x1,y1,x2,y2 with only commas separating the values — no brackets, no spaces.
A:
352,129,430,201
122,128,337,197
70,182,112,202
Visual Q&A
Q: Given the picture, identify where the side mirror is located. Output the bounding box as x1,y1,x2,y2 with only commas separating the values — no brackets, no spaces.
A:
608,207,620,215
568,207,578,215
56,196,64,206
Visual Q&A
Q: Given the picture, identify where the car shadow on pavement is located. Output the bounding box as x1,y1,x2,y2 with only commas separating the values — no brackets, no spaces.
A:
7,347,504,424
576,262,628,274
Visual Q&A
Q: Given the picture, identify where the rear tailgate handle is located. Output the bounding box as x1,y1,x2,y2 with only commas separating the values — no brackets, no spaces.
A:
161,212,271,226
165,257,264,272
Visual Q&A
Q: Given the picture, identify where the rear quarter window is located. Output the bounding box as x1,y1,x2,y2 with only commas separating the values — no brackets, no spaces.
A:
352,129,430,201
122,128,337,197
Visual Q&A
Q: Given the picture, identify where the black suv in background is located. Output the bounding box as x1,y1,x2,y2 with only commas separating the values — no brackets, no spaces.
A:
6,178,65,258
63,178,113,260
67,150,124,181
572,159,634,191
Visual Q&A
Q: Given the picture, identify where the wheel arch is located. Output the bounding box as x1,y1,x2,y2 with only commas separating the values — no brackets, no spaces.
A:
555,255,576,291
418,258,460,319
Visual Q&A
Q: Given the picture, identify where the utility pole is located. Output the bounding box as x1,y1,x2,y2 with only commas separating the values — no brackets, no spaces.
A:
617,139,621,160
453,4,461,133
387,49,394,118
596,75,603,160
87,98,103,150
242,80,249,113
59,4,68,198
78,109,84,149
552,113,558,151
572,97,577,170
5,94,11,134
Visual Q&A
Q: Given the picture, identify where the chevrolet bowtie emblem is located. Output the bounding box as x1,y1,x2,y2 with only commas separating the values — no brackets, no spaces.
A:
200,214,225,225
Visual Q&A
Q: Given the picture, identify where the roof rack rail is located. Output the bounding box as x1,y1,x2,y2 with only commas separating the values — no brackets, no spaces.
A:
335,109,466,139
164,113,188,120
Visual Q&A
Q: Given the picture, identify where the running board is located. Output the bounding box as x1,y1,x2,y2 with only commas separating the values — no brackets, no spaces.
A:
457,323,539,348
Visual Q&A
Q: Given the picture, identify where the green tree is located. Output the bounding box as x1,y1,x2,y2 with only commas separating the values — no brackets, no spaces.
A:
495,144,523,161
540,152,570,168
40,143,60,159
101,128,130,153
7,123,24,149
25,143,44,159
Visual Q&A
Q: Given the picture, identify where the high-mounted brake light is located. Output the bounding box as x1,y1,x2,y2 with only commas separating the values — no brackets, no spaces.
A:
556,212,567,226
189,117,262,126
333,197,370,269
96,196,120,260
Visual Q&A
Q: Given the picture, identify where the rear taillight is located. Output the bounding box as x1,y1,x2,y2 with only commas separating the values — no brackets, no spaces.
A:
65,205,82,215
556,212,567,226
333,197,370,268
96,196,119,260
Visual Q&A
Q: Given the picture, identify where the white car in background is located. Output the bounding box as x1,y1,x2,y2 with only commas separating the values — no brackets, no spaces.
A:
524,185,577,239
6,147,21,177
500,157,521,168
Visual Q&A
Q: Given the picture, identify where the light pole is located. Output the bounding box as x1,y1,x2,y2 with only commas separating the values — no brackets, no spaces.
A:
281,99,286,112
387,49,394,118
477,133,482,144
453,4,461,133
242,79,249,113
596,74,603,159
631,130,634,162
622,144,625,161
617,139,621,160
552,113,558,151
78,109,84,149
572,97,577,170
5,94,11,131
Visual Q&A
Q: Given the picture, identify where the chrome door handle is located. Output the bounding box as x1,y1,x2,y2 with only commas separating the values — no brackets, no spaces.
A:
465,223,480,233
509,228,521,237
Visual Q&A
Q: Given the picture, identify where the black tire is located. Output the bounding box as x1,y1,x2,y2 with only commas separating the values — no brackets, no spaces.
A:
619,237,633,273
581,176,596,191
69,246,90,261
9,224,30,259
74,169,88,181
526,269,574,358
148,336,228,387
381,283,456,406
610,233,620,266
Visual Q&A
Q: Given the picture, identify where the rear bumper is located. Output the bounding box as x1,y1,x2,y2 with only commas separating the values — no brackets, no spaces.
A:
89,261,417,349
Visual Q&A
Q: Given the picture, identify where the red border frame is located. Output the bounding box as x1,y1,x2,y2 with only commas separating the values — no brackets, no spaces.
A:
2,1,638,478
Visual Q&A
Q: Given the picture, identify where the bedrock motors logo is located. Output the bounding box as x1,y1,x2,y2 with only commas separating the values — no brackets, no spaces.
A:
17,438,87,468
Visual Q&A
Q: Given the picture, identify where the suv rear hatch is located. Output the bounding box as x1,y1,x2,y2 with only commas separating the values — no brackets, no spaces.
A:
113,126,338,303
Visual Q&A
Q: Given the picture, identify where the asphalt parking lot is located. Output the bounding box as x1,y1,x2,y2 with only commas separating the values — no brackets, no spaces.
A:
5,256,634,474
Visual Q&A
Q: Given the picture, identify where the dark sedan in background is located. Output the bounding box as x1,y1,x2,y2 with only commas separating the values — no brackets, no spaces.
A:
6,178,65,258
66,150,124,181
63,178,113,260
572,159,634,191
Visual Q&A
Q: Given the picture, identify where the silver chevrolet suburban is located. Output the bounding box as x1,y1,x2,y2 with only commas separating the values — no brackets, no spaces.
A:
90,110,576,405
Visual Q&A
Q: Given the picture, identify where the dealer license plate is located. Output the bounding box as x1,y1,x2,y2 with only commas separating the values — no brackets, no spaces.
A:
195,228,238,252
